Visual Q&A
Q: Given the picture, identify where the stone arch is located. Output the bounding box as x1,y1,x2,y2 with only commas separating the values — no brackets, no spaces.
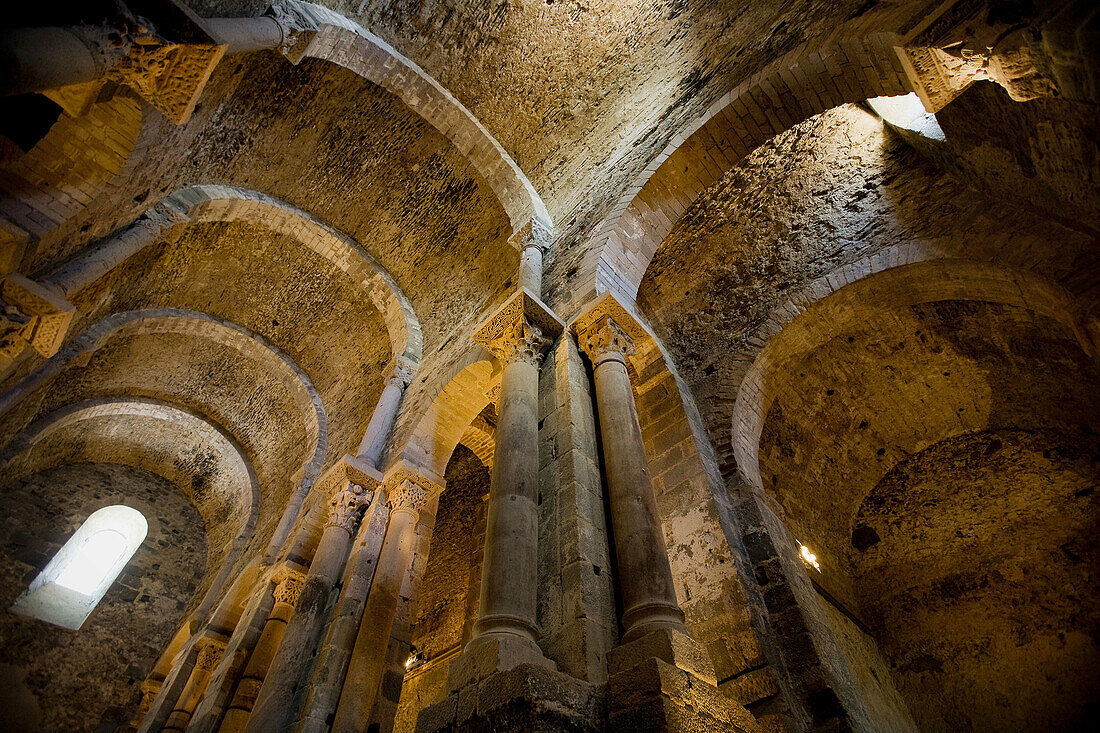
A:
43,184,423,365
731,254,1089,493
0,307,327,494
281,1,550,230
0,95,145,247
565,33,911,316
0,397,262,619
399,355,495,478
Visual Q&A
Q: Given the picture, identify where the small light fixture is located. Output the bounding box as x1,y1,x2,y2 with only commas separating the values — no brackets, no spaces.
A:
798,542,821,572
405,647,425,670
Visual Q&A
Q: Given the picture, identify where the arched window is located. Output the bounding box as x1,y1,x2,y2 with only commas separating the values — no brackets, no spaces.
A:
10,505,148,630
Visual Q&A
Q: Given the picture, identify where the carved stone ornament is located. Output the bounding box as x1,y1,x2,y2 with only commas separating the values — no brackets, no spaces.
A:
382,462,444,516
266,0,322,64
313,453,382,499
570,292,649,368
0,274,75,368
68,0,226,125
195,638,226,671
472,290,564,366
326,481,371,532
387,354,418,388
507,216,553,253
578,316,636,366
273,569,307,606
896,0,1061,111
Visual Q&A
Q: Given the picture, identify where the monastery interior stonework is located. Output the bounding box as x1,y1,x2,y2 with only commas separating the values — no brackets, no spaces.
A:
0,1,1097,731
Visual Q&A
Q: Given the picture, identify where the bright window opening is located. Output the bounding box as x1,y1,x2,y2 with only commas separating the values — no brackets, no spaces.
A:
11,505,148,629
867,92,946,142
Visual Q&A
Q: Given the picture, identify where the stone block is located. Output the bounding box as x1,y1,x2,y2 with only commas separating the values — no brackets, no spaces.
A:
445,633,555,693
608,627,717,685
608,658,758,733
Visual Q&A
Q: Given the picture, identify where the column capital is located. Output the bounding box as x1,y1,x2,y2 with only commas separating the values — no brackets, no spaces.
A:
326,481,373,533
314,454,383,500
385,354,418,388
71,1,226,124
473,290,564,366
265,0,321,63
507,216,553,253
273,568,307,607
194,637,227,672
571,293,649,368
1,274,75,370
382,461,444,517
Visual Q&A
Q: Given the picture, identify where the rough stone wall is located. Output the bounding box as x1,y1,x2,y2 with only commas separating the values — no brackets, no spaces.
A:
393,446,488,733
854,429,1100,732
0,463,206,732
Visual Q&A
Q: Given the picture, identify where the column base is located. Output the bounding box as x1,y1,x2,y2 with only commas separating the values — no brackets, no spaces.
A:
608,629,759,733
446,631,556,693
417,663,602,733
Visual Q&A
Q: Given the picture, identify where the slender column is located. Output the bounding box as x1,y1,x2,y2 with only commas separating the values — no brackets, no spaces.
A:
356,356,416,467
573,299,686,642
162,638,225,731
508,217,552,297
218,570,305,733
332,465,442,733
244,479,376,733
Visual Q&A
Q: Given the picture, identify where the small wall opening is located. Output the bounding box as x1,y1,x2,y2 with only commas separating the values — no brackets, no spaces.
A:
10,504,148,630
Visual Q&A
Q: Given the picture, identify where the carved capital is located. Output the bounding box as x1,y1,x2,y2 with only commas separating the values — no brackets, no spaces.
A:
473,290,564,366
508,216,553,253
313,453,382,500
70,1,226,124
194,638,226,671
897,0,1063,111
266,0,321,64
326,481,372,533
382,461,444,517
570,292,650,369
577,316,636,366
1,274,75,369
273,569,307,606
386,354,418,388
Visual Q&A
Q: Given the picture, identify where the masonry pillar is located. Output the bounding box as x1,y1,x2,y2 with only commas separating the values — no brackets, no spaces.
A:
509,217,552,296
162,638,225,732
572,293,756,732
244,461,380,733
357,357,416,467
218,569,306,733
331,463,442,732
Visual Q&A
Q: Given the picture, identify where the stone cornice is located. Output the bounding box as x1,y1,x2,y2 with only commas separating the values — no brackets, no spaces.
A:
473,290,564,365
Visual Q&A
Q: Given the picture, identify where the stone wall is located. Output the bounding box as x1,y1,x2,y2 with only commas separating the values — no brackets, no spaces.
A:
0,463,206,731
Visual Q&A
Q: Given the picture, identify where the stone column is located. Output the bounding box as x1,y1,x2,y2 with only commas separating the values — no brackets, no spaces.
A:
244,463,380,733
357,356,416,467
218,569,306,733
332,463,442,733
573,299,686,644
572,296,748,733
445,292,563,692
162,638,225,732
508,217,552,297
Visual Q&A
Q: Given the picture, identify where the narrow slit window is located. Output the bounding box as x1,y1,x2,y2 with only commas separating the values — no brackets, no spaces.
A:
11,505,148,630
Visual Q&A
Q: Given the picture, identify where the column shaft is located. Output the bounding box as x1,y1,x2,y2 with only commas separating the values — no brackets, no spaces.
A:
357,377,406,467
204,17,283,54
518,245,543,296
476,356,541,639
331,506,417,733
591,354,683,640
0,28,99,96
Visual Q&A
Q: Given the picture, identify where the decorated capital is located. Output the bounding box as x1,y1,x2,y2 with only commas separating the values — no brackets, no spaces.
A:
273,569,307,607
326,482,372,533
571,293,649,369
382,461,444,518
473,290,564,366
